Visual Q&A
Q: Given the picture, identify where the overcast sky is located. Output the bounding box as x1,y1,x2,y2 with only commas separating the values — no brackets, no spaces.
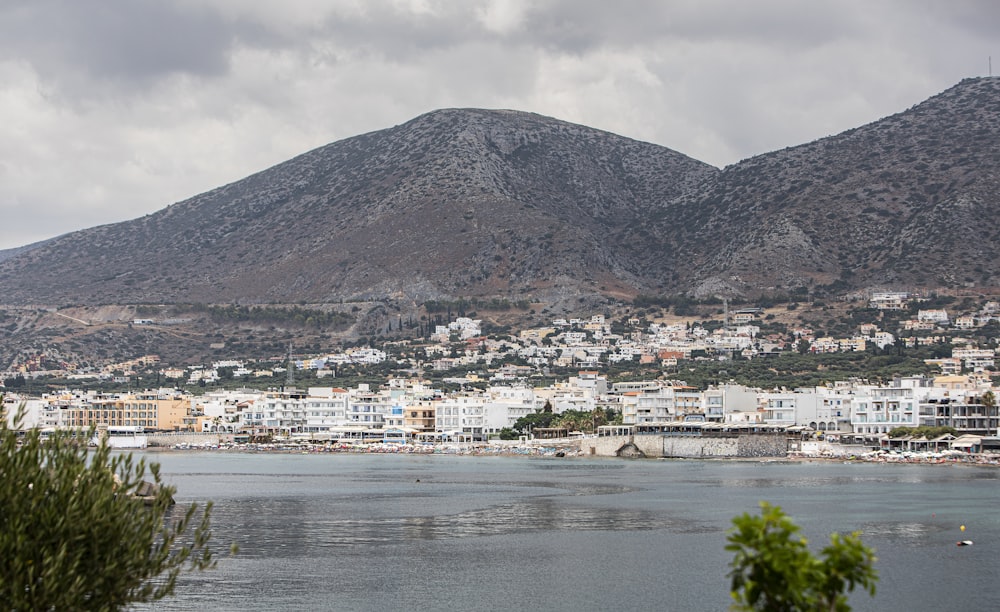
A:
1,0,996,249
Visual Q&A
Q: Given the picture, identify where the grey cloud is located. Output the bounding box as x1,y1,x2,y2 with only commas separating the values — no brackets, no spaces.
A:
311,6,498,61
295,1,854,60
0,1,233,88
508,0,860,54
919,0,1000,38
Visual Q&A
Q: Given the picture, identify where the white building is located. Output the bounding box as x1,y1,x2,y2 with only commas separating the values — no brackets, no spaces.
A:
482,386,540,432
712,384,760,423
435,393,486,440
346,384,392,428
303,387,350,433
869,292,909,310
758,390,821,427
629,385,680,423
917,309,949,324
850,377,928,435
2,395,64,430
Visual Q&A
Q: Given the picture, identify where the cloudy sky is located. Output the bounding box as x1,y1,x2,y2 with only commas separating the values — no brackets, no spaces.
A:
0,0,995,249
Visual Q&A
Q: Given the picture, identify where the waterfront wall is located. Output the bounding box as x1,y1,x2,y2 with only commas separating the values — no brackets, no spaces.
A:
735,434,788,458
586,435,632,457
584,434,788,458
663,436,739,458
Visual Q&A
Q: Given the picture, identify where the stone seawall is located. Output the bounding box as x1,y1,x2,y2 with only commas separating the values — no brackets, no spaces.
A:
664,436,739,458
737,434,789,458
584,434,789,458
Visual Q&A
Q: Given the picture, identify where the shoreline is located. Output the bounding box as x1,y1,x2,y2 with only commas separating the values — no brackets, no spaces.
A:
137,440,1000,466
154,439,583,457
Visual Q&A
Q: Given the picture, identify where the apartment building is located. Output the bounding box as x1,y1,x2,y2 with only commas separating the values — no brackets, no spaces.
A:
850,377,926,434
61,391,190,431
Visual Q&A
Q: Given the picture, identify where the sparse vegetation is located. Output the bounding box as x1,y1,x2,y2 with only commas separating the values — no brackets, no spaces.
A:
205,305,354,329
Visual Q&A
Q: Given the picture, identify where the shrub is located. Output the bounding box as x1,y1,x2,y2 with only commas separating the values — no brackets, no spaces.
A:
0,405,231,609
727,501,877,611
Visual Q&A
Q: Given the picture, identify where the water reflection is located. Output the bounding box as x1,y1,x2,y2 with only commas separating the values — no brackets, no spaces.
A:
714,476,890,488
220,493,709,558
860,521,943,540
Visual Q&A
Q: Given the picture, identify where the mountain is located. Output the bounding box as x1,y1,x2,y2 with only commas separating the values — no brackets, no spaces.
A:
666,77,1000,297
1,78,999,308
0,109,714,306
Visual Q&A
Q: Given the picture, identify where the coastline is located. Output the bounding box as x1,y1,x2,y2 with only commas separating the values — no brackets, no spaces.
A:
140,439,1000,466
155,439,583,458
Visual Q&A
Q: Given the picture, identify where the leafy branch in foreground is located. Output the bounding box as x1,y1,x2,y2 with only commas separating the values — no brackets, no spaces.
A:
726,501,877,611
0,402,234,609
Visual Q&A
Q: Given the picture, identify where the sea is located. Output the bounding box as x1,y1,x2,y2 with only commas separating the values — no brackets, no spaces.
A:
138,451,1000,611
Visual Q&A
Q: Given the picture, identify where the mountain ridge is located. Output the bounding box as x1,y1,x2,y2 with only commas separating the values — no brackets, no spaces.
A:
667,77,1000,297
2,78,999,307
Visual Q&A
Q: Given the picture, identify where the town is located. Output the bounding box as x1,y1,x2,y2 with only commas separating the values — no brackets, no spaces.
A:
3,291,1000,457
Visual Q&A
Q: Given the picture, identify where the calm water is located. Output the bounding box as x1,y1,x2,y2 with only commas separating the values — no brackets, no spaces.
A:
138,452,1000,611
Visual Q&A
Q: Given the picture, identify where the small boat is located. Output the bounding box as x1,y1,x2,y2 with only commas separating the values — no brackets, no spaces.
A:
957,540,974,547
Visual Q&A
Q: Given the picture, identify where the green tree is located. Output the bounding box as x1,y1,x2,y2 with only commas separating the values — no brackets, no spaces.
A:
726,501,877,611
497,427,520,440
887,425,956,439
1,406,231,609
512,411,556,433
3,373,26,388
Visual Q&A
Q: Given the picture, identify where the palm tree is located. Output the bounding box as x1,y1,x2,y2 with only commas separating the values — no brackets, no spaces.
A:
981,390,996,436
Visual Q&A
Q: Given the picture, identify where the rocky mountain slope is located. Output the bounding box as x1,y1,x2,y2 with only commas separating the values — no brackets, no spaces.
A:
1,78,999,308
0,109,714,306
667,77,1000,297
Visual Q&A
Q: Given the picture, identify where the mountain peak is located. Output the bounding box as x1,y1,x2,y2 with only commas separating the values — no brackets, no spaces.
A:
0,107,713,305
1,80,999,307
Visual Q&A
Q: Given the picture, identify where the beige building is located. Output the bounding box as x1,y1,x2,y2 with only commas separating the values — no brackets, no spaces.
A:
63,391,192,431
404,398,438,433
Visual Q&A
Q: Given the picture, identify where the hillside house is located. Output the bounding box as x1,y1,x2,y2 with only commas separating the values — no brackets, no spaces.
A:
953,315,978,329
869,292,909,310
732,312,756,324
917,309,949,325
